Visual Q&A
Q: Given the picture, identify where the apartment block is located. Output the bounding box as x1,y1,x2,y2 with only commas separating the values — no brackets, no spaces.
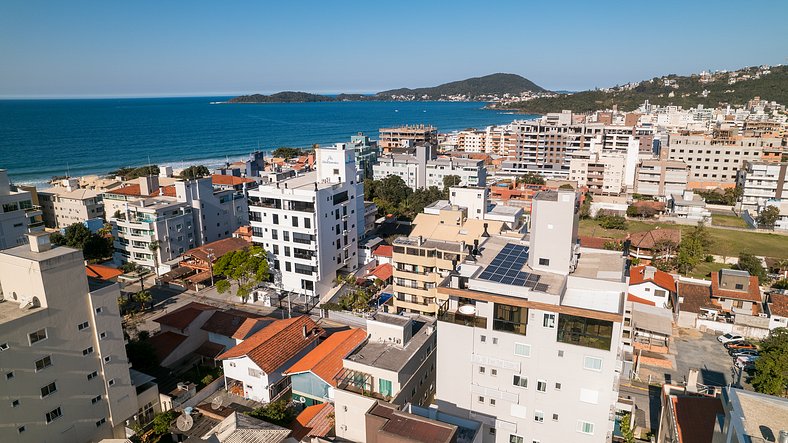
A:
38,178,105,228
738,161,788,211
569,153,627,196
0,233,137,441
0,169,44,250
350,133,380,180
248,143,361,301
373,144,487,189
334,313,437,442
634,159,689,198
666,129,782,188
433,191,627,443
713,388,788,443
379,125,438,153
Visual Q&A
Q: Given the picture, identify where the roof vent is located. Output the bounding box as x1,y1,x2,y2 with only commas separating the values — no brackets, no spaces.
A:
482,223,490,238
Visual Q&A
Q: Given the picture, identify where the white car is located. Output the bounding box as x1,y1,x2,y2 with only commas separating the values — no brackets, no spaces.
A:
718,333,744,344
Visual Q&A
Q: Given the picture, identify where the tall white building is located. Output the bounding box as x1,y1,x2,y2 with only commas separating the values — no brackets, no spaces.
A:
0,233,138,441
433,191,627,443
248,144,360,301
373,144,487,189
0,169,44,250
738,161,788,211
38,178,105,229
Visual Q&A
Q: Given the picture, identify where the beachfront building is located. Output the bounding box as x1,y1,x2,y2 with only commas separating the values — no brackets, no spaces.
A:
248,143,361,302
433,190,627,443
333,313,437,442
349,133,380,180
379,124,438,153
373,144,487,189
634,159,690,198
0,233,138,441
0,169,44,250
38,178,105,229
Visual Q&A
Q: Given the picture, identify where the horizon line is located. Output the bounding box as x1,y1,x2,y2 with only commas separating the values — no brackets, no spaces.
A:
0,90,382,100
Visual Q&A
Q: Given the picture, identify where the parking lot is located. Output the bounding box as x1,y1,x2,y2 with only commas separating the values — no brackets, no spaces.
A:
672,328,753,390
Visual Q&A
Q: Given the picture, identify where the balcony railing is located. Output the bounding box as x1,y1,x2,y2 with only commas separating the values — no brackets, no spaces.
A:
438,311,487,329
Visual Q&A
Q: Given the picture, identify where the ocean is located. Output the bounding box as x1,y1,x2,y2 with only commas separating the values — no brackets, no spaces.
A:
0,97,533,185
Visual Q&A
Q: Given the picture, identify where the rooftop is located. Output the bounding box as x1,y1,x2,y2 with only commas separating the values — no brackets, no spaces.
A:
345,316,434,372
711,271,762,303
727,388,788,443
200,310,270,339
285,328,367,387
153,302,216,330
39,186,102,200
257,170,340,192
767,293,788,317
670,395,723,443
629,265,676,292
85,263,123,281
290,403,334,441
629,229,682,250
184,237,251,264
677,281,714,313
367,402,456,443
409,212,504,244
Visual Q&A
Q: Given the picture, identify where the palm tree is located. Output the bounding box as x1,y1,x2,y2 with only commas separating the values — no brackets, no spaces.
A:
133,290,153,312
148,240,161,278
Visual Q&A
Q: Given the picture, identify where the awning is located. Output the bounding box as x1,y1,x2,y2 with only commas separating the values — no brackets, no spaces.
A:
631,303,673,336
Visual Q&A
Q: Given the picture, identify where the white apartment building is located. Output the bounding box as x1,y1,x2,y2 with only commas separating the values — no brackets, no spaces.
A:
738,161,788,211
0,233,138,441
38,178,105,228
433,191,627,443
248,144,360,301
334,313,437,442
457,130,486,153
0,169,43,250
634,160,689,198
570,153,628,196
373,144,487,189
668,190,712,222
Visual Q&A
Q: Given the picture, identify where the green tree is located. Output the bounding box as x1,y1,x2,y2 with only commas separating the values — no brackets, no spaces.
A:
126,332,159,372
598,213,627,230
516,172,545,185
51,222,113,261
735,253,766,283
756,205,781,229
442,175,461,193
579,194,593,219
620,413,635,443
133,290,153,311
405,186,444,219
751,328,788,396
771,279,788,290
676,233,705,274
151,410,178,435
271,147,305,160
213,246,270,303
247,400,296,427
180,165,210,180
148,240,161,277
559,183,575,190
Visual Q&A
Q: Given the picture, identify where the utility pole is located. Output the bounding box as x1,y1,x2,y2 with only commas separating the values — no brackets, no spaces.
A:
206,248,215,287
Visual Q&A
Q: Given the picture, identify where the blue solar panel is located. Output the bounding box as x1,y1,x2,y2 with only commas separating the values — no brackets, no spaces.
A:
477,243,542,288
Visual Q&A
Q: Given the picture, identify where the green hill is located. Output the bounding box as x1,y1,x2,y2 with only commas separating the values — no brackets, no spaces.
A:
500,65,788,114
227,91,335,103
376,73,545,99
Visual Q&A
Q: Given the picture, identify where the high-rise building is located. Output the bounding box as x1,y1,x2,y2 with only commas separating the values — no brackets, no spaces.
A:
248,144,361,301
738,161,788,212
634,159,690,198
0,233,138,441
38,178,105,229
373,144,487,189
0,169,44,250
379,125,438,153
433,190,627,443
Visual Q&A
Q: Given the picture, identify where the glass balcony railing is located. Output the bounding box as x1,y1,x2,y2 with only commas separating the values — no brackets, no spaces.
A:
438,311,487,329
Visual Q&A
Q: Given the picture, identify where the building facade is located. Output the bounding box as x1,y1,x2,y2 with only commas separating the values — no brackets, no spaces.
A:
738,161,788,211
38,178,105,229
634,160,690,198
373,144,487,189
0,169,43,250
379,125,438,153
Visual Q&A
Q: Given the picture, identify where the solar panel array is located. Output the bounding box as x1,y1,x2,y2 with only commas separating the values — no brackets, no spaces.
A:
477,243,544,289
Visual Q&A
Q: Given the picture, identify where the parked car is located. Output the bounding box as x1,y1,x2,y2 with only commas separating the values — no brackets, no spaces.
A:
725,342,756,352
718,333,744,344
735,355,758,369
730,349,759,357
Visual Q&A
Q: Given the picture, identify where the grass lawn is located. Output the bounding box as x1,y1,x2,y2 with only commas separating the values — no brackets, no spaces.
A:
688,261,731,279
711,214,750,228
579,219,788,259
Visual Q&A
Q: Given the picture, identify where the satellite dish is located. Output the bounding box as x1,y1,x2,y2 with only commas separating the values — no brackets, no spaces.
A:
297,396,306,404
211,396,224,410
176,413,193,432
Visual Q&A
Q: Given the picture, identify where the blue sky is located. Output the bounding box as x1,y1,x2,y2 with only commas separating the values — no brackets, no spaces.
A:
1,0,786,97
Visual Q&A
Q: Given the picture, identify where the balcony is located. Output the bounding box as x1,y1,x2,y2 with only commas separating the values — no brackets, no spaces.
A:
334,369,391,402
438,311,487,329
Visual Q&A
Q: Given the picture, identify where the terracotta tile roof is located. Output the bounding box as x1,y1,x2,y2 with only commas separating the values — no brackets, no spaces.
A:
184,237,251,263
107,184,142,196
148,331,188,362
290,402,334,441
211,174,255,186
231,318,271,340
711,272,762,303
671,396,723,443
104,183,176,197
677,282,714,314
153,302,216,330
284,328,367,386
218,316,323,373
629,266,676,292
373,245,393,257
85,264,123,280
767,293,788,317
151,185,176,197
628,293,656,306
579,236,608,250
201,310,266,338
629,229,681,250
368,263,393,281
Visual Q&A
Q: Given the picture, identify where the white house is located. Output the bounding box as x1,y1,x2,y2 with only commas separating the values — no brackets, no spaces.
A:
218,316,322,403
627,266,676,308
765,292,788,330
668,190,711,222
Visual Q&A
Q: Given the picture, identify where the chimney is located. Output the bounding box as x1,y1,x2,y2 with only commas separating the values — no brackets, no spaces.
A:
27,232,52,253
472,239,480,256
482,223,490,238
302,325,307,338
622,239,631,256
314,182,318,191
778,430,788,443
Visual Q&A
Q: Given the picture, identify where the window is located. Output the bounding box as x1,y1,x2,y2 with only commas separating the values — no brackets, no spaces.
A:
489,428,496,436
583,356,603,371
537,380,547,392
558,350,564,357
480,335,486,343
479,366,486,374
553,413,559,421
6,371,15,380
514,343,531,357
490,398,496,406
96,418,106,427
100,332,108,340
304,218,311,229
477,396,485,403
77,321,89,331
543,313,556,328
538,258,550,266
12,399,20,407
0,342,8,351
91,394,102,404
513,375,528,388
29,328,47,344
491,369,498,376
41,382,57,397
534,410,544,422
555,382,562,390
83,347,94,356
292,217,299,227
35,355,53,371
87,371,98,380
577,421,595,435
46,407,63,423
379,379,393,397
272,214,279,225
108,379,116,387
104,356,112,363
18,426,25,434
557,314,613,350
95,307,104,314
494,303,527,335
509,435,524,443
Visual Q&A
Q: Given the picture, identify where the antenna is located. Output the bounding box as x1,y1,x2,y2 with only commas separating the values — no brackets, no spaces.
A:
176,413,193,432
